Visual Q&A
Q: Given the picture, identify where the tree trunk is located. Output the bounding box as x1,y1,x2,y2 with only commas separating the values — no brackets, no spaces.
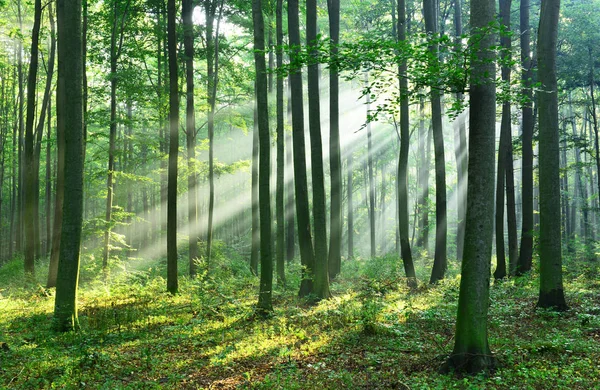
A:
327,0,342,280
285,93,296,262
454,0,467,261
275,0,286,285
307,0,330,299
517,0,535,275
416,98,429,250
251,100,260,274
24,0,43,277
398,0,417,288
443,0,497,372
166,0,179,294
53,0,84,332
424,0,447,283
365,72,376,258
537,0,567,310
183,0,198,276
288,0,315,297
252,0,274,314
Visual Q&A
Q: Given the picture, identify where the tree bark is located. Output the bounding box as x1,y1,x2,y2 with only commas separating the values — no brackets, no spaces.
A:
517,0,535,275
443,0,497,372
252,0,274,314
24,0,43,277
307,0,330,299
166,0,179,294
275,0,286,285
537,0,567,310
288,0,315,297
327,0,342,280
183,0,198,277
398,0,417,288
424,0,447,283
53,0,84,332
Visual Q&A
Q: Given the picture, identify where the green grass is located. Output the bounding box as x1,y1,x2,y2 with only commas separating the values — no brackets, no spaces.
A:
1,246,599,389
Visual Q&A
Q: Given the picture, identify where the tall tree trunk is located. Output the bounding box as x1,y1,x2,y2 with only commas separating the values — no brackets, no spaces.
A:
494,0,513,280
183,0,198,276
537,0,567,310
398,0,417,288
443,0,497,372
327,0,342,280
453,0,467,261
253,0,274,314
365,72,376,258
307,0,330,299
275,0,286,285
517,0,535,275
16,1,24,255
289,0,315,297
166,0,179,294
416,98,429,250
34,1,56,259
251,100,259,274
347,137,354,259
571,96,590,254
103,0,130,269
24,0,43,277
53,0,84,332
45,96,52,257
285,93,296,262
424,0,447,283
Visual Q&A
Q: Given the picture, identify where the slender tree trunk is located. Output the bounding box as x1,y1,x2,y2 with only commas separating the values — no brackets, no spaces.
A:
347,138,354,259
517,0,535,275
327,0,342,280
307,0,330,299
45,96,52,257
537,0,567,310
183,0,198,276
289,0,315,297
53,0,84,332
454,0,467,261
24,0,43,277
365,72,376,258
103,1,130,269
285,95,296,262
443,0,497,372
416,98,429,250
398,0,417,288
251,100,260,274
253,0,274,314
275,0,286,285
16,1,24,255
166,0,179,294
424,0,447,283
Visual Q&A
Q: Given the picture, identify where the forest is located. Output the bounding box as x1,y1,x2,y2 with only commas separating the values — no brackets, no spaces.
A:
0,0,599,388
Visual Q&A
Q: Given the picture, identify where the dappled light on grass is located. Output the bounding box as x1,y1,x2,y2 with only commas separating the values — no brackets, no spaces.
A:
1,253,600,388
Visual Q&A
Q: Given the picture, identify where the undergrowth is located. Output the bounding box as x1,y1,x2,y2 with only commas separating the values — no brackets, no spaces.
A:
0,245,599,389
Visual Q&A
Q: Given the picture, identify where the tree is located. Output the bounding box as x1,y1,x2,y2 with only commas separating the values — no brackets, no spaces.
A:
424,0,447,283
443,0,497,372
166,0,178,295
24,0,43,277
307,0,331,300
288,0,315,297
537,0,567,310
275,0,286,285
102,0,132,269
252,0,273,315
327,0,342,280
182,0,198,277
517,0,535,275
53,0,84,332
397,0,417,288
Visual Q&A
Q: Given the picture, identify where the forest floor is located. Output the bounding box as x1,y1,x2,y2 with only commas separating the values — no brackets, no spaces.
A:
1,244,599,389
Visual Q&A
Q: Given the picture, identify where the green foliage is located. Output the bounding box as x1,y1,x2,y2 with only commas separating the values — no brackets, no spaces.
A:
2,250,599,388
